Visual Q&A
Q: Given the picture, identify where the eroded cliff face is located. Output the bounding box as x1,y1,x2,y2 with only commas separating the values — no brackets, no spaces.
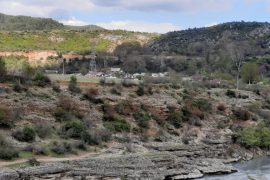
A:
0,51,59,66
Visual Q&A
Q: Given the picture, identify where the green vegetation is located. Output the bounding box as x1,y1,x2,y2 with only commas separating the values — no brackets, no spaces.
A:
0,30,155,53
0,135,19,160
240,123,270,148
167,111,183,128
68,76,81,94
12,126,36,142
241,62,260,84
104,116,131,133
0,13,64,31
133,112,151,129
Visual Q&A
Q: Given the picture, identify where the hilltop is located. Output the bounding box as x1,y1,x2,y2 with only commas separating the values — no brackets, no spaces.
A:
150,21,270,56
0,13,104,32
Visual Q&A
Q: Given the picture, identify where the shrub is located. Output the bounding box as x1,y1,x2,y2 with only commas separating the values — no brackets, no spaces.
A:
56,95,83,118
226,89,237,98
133,112,151,129
190,107,204,120
167,111,183,128
68,76,81,93
52,84,61,93
62,120,86,139
240,123,270,148
28,158,40,166
115,101,134,115
102,104,117,120
33,72,51,87
0,105,14,128
99,78,105,85
12,126,36,142
136,83,145,96
34,124,53,139
82,131,101,145
217,104,226,112
104,116,131,133
0,135,19,160
192,98,212,112
111,85,122,96
233,108,251,121
181,106,192,121
13,81,27,93
50,141,73,155
54,108,73,122
83,88,102,103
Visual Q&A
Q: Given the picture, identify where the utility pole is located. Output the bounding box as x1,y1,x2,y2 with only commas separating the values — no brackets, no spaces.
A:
62,59,66,75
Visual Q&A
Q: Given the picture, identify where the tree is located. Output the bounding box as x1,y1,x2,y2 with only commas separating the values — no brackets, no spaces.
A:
68,76,81,93
0,58,6,80
241,62,259,84
227,43,246,90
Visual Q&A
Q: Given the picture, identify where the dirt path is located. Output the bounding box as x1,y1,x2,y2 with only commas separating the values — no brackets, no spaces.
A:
0,151,99,168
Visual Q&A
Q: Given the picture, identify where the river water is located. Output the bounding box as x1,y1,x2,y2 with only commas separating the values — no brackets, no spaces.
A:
202,157,270,180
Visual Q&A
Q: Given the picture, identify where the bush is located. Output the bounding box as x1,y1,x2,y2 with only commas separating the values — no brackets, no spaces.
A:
167,111,183,128
83,88,102,104
136,83,145,96
0,105,13,128
240,123,270,148
52,84,61,93
12,126,36,142
50,141,73,155
217,104,226,112
13,81,27,93
111,85,123,96
54,108,73,122
104,116,131,133
68,76,81,93
62,120,86,139
192,98,212,112
82,131,101,145
181,106,192,121
0,135,19,160
133,112,151,129
226,89,237,98
56,95,83,118
33,72,51,87
35,124,53,139
233,108,251,121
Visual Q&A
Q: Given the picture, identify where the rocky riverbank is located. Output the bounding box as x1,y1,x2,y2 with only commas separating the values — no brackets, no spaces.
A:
0,143,240,180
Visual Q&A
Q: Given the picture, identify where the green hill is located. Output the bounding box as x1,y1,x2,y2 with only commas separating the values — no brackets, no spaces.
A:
0,13,64,31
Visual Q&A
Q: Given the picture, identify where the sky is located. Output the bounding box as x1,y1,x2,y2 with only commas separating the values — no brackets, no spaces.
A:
0,0,269,33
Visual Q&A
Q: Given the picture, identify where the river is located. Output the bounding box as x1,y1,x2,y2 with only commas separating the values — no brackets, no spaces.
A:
203,157,270,180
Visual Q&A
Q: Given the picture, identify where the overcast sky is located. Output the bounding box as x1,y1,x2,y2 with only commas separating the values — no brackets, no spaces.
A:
0,0,269,33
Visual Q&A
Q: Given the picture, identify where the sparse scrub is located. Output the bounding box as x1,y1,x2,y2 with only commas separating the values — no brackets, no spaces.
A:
33,72,51,87
83,88,102,103
50,141,73,155
34,124,53,139
111,84,123,96
233,108,251,121
226,89,237,98
217,104,226,112
62,120,86,139
0,135,19,160
52,83,61,93
167,111,183,128
12,126,36,142
104,116,131,133
133,112,151,129
0,105,14,128
136,83,145,96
